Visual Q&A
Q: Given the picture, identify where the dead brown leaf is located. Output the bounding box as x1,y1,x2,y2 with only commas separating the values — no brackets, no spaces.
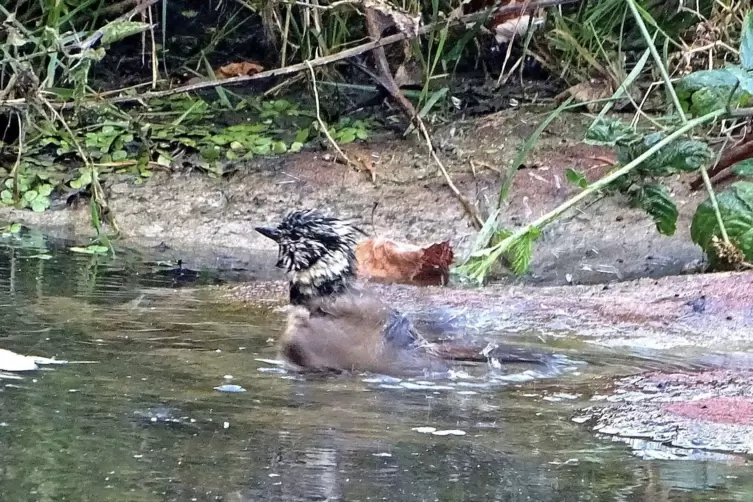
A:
356,237,454,286
215,62,264,79
555,78,614,112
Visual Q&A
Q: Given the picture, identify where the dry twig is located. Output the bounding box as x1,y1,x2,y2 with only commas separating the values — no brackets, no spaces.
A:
362,6,484,228
305,61,352,165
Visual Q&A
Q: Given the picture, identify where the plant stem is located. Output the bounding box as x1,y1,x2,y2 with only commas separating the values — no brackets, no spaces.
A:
627,0,734,248
625,0,687,123
474,108,726,262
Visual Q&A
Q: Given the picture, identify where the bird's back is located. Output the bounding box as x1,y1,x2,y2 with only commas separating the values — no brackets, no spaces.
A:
279,287,441,375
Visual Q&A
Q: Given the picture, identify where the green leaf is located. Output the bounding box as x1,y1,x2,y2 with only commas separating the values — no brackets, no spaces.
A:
22,190,38,202
504,227,540,275
295,128,310,144
37,184,53,197
730,158,753,178
691,181,753,267
1,190,13,203
584,118,639,146
30,197,50,213
643,137,713,174
565,168,589,189
338,129,357,144
156,154,172,167
741,11,753,70
111,150,128,161
100,21,151,45
633,183,678,236
272,141,287,154
676,67,753,116
252,144,271,155
70,245,110,255
70,169,92,189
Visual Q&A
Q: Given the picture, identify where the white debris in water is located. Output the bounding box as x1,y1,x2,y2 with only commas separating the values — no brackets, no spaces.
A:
543,392,581,402
255,358,285,366
223,375,233,380
362,375,402,384
571,415,591,424
447,370,473,380
223,421,230,429
214,384,247,393
372,452,392,457
432,430,467,436
456,391,478,395
258,367,287,374
411,426,466,436
1,349,38,371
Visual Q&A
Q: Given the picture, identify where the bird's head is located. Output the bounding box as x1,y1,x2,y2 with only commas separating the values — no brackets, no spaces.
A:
255,209,364,302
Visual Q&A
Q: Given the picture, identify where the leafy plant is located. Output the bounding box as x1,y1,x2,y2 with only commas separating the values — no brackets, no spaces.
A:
583,117,713,236
691,182,753,268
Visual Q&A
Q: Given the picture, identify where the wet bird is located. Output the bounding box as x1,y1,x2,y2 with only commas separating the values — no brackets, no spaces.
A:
255,209,545,376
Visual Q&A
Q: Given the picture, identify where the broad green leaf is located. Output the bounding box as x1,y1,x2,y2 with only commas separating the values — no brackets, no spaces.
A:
272,141,287,154
731,158,753,178
338,129,357,144
30,198,50,213
643,137,713,174
632,183,678,236
676,67,753,116
295,128,310,144
22,190,38,202
691,181,753,267
289,142,303,153
565,168,589,189
37,184,53,197
584,118,639,147
741,11,753,70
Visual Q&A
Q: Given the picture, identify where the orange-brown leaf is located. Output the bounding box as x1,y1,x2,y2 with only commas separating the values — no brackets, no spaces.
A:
355,237,454,286
215,62,264,79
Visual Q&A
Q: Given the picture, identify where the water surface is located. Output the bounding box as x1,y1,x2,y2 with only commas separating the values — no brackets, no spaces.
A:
1,229,752,501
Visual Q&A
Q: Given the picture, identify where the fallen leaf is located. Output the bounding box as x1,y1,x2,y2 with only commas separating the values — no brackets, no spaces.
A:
215,62,264,79
493,14,545,44
555,78,614,113
356,237,454,285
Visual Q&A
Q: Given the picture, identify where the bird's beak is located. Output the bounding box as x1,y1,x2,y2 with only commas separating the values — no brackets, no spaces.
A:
255,226,281,242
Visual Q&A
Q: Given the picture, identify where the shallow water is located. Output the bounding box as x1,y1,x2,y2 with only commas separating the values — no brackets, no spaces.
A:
1,229,753,501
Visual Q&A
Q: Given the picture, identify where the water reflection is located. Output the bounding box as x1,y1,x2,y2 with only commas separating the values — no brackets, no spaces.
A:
0,228,752,501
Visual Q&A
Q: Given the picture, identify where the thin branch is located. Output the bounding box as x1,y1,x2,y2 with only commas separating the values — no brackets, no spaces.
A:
363,6,484,228
305,61,352,165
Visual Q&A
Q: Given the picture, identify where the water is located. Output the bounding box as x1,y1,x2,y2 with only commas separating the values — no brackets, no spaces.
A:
1,229,753,501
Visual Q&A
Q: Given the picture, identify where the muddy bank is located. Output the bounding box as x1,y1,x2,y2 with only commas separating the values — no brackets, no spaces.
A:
575,370,753,459
228,269,753,351
0,108,708,286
